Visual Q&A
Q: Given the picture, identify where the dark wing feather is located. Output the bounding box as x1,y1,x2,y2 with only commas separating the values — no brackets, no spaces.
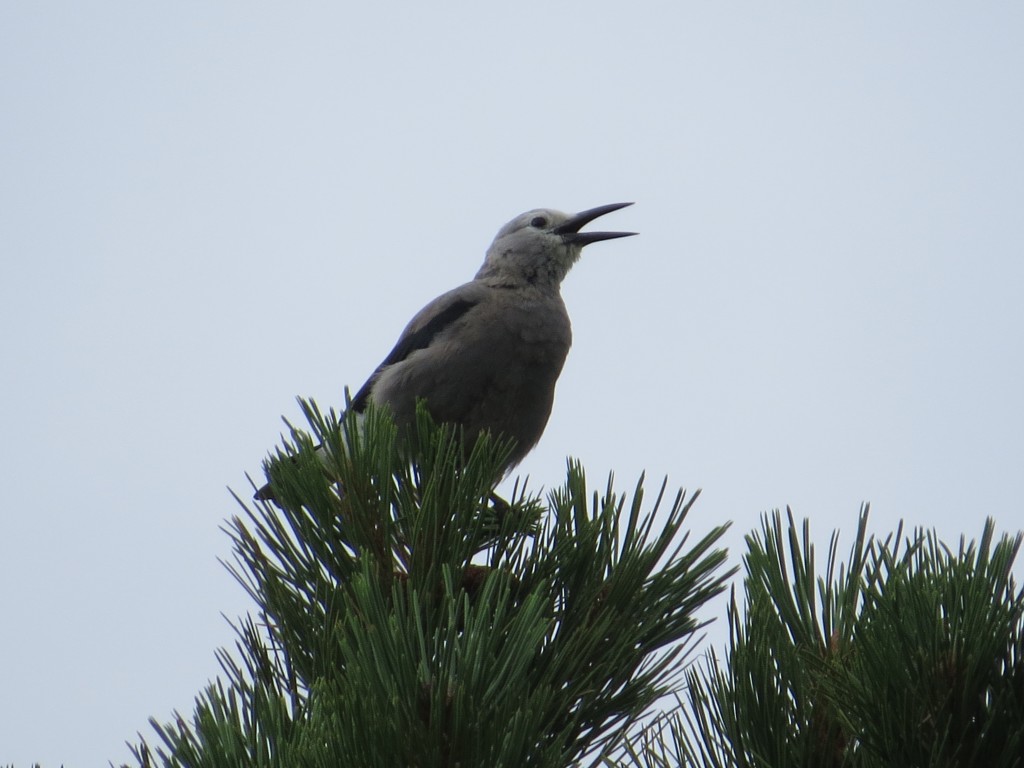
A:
258,290,481,502
350,296,479,412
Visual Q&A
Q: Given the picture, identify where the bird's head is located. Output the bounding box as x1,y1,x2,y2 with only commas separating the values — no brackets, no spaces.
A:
476,202,636,288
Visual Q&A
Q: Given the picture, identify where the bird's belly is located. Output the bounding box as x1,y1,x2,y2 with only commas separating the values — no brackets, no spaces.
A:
373,328,569,463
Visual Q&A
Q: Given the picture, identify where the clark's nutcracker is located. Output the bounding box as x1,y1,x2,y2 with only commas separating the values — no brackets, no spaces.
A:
256,202,635,500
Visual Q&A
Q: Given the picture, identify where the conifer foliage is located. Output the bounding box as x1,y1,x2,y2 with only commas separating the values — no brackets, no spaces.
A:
130,402,732,767
624,509,1024,768
126,402,1023,767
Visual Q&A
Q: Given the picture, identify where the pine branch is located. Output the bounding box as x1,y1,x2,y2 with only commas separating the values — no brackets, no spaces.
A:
129,401,731,768
620,508,1024,768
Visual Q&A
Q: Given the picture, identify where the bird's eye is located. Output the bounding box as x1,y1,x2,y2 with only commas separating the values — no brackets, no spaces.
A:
530,216,548,229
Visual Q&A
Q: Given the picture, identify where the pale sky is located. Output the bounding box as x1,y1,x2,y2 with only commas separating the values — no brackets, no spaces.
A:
2,3,1022,765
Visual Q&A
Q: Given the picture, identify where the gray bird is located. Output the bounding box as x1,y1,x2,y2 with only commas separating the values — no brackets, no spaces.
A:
257,202,635,500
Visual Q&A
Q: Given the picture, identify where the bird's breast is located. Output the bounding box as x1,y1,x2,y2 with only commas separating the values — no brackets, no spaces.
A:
368,290,572,467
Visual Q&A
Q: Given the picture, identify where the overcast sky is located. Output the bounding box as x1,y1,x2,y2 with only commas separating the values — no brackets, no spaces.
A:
2,3,1022,765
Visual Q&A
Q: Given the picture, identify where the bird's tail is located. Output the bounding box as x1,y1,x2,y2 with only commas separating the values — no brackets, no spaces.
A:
254,443,334,501
254,411,366,501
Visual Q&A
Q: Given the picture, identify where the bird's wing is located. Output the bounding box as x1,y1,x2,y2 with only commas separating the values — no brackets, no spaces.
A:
350,282,484,412
257,282,486,502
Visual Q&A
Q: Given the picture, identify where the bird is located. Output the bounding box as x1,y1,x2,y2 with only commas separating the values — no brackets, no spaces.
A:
256,202,636,501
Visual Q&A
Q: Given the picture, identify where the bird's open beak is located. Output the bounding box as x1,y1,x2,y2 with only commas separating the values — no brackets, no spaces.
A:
554,202,637,245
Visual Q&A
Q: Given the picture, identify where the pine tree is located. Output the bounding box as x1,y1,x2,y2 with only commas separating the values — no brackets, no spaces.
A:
128,402,732,767
126,402,1023,767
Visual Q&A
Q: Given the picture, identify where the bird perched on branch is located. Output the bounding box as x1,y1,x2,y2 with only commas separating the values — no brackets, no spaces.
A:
256,202,636,500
